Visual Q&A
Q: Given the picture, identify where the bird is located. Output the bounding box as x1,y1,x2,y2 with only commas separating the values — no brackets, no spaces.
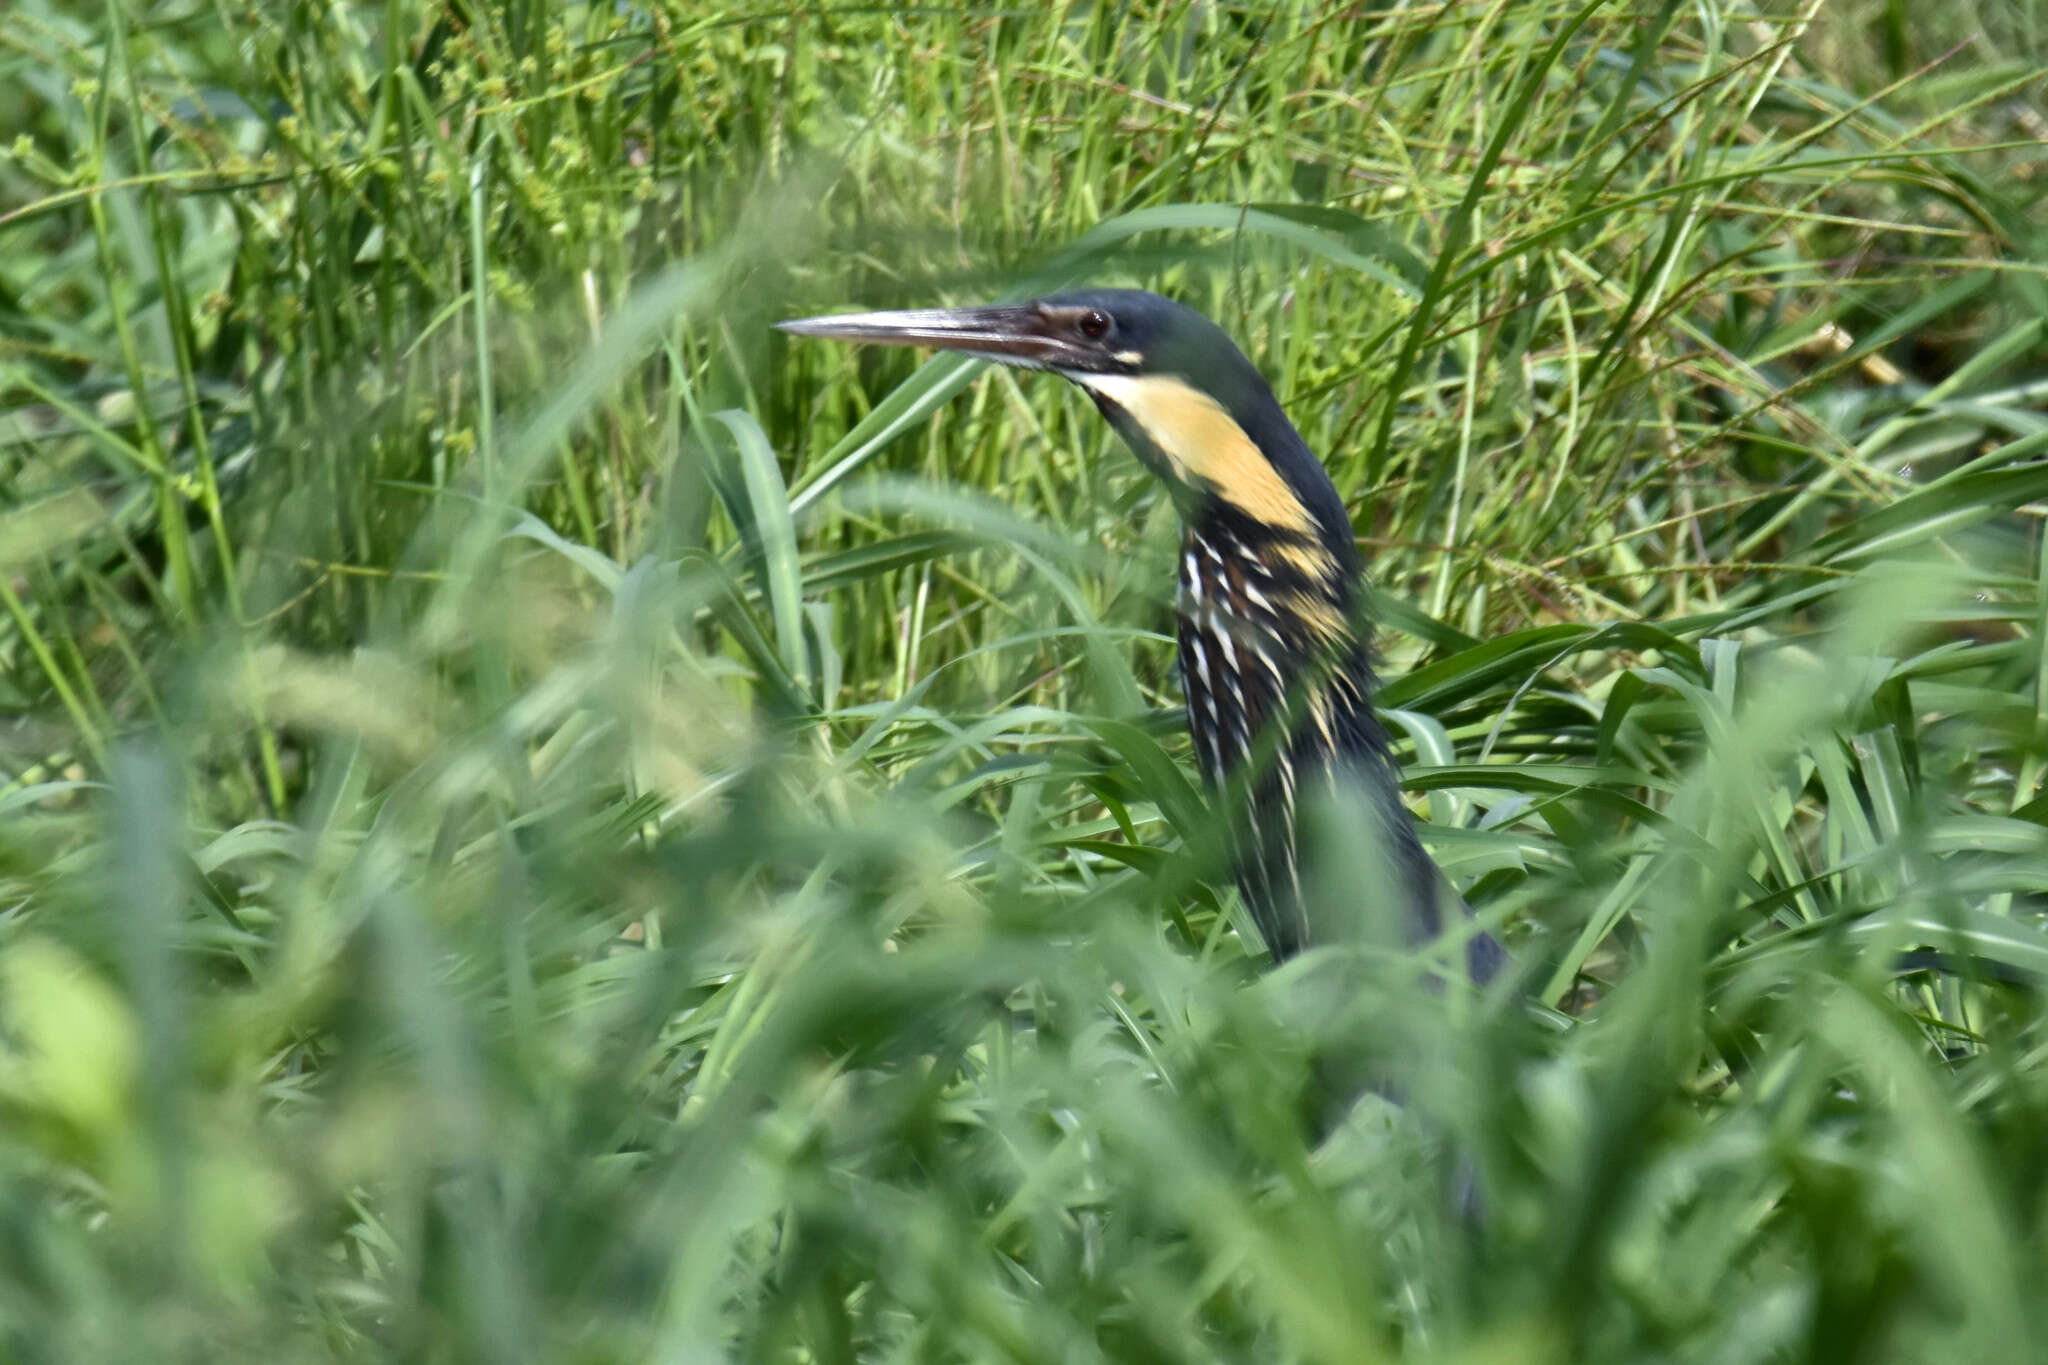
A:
778,289,1504,984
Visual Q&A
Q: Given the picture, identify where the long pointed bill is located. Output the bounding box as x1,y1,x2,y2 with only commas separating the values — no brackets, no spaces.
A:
775,305,1094,372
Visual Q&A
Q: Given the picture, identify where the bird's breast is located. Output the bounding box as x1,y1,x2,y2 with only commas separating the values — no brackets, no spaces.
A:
1175,520,1368,788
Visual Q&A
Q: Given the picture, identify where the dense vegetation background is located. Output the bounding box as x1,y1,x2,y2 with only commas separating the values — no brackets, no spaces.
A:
3,1,2047,1359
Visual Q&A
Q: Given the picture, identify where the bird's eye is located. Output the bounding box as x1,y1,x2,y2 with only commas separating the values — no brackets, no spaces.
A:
1077,309,1111,339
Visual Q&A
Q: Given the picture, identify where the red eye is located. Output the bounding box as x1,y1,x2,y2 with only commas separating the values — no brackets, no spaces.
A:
1078,309,1111,339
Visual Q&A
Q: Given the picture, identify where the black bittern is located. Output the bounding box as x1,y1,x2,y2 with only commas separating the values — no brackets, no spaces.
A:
779,290,1503,984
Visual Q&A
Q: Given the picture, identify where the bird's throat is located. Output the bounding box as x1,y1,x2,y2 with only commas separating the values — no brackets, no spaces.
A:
1076,372,1322,541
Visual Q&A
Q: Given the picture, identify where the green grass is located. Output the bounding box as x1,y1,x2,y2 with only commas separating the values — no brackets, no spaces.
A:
3,0,2048,1359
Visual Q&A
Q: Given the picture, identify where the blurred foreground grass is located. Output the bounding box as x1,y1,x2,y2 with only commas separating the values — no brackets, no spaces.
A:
4,1,2048,1360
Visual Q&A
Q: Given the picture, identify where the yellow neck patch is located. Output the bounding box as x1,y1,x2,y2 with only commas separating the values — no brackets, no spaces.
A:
1078,373,1319,539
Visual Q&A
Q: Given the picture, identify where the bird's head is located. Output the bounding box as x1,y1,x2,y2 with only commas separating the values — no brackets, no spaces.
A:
777,289,1353,562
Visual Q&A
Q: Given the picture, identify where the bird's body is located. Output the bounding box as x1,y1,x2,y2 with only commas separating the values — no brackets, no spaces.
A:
1173,498,1427,961
779,290,1501,982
